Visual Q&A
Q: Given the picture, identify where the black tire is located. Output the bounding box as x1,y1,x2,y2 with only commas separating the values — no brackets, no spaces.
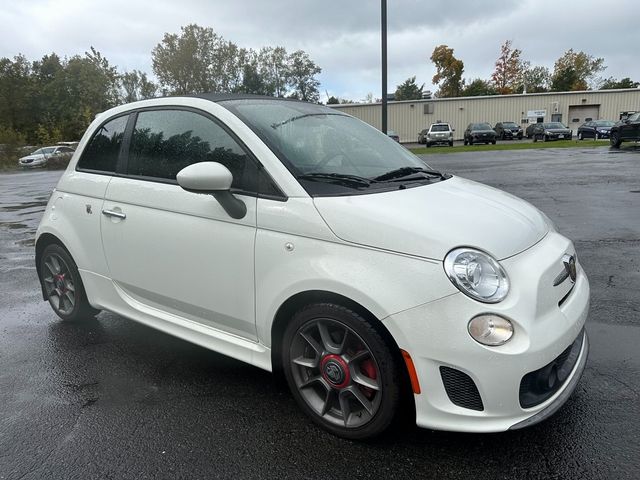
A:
426,142,431,148
578,131,583,140
518,134,523,140
282,303,402,440
449,141,453,147
610,132,621,148
39,244,99,321
543,135,549,142
469,138,474,145
533,134,538,143
463,138,468,146
491,140,496,145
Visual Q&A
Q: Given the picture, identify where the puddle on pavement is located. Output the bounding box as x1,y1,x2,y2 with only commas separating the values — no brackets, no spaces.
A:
0,200,48,212
0,221,29,230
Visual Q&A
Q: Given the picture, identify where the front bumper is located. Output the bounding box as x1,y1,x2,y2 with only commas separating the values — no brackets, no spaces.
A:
383,232,590,432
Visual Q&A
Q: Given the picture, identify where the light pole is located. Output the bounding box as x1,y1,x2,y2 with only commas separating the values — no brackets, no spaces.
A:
381,0,387,134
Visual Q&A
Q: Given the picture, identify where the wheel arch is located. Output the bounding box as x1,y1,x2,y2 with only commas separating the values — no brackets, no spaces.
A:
270,289,414,410
35,232,71,300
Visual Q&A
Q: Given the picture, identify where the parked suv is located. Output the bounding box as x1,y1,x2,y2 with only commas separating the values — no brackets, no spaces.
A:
494,122,523,140
419,123,454,147
463,123,497,145
610,112,640,147
35,95,589,440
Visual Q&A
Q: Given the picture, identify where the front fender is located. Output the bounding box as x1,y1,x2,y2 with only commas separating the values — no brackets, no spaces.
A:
255,228,457,347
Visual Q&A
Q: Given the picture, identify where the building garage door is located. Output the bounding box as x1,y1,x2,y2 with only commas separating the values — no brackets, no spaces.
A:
568,105,600,132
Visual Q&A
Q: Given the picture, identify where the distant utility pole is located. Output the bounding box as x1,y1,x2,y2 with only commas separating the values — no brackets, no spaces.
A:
381,0,387,134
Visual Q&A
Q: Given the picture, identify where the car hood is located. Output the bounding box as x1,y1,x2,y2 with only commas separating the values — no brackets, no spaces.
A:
313,176,549,261
20,154,44,161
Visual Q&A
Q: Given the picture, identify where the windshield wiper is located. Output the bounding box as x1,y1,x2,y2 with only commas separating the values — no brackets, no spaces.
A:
297,172,373,187
373,166,447,182
271,113,342,129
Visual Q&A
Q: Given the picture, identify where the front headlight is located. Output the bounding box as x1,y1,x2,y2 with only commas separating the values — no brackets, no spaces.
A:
444,248,509,303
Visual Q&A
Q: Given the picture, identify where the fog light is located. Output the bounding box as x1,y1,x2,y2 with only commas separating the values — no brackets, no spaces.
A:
468,314,513,346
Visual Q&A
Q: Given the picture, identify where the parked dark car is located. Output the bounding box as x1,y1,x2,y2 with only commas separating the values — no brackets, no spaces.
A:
463,123,496,145
530,122,573,142
494,122,523,140
610,112,640,148
386,130,400,142
577,120,615,140
525,122,541,139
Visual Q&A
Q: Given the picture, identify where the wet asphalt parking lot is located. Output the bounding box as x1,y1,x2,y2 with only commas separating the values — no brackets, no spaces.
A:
1,145,639,479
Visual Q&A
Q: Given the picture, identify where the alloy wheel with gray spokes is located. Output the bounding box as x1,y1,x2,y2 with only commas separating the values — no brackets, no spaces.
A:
42,252,76,316
39,243,99,321
282,303,401,439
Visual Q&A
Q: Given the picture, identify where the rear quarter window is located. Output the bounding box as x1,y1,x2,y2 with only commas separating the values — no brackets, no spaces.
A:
77,115,129,173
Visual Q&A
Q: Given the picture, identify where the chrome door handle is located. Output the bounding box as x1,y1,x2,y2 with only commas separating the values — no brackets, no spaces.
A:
102,209,126,219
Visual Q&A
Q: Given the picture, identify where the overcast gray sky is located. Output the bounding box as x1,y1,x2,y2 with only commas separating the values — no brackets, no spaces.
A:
2,0,639,101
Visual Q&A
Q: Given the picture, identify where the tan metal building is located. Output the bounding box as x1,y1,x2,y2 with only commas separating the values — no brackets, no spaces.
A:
329,88,640,142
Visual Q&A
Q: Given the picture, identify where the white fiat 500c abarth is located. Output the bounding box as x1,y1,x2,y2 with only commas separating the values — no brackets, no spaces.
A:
35,95,589,440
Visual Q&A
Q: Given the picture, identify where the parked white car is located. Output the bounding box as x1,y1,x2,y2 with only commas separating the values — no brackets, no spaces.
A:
35,95,589,440
423,123,454,147
18,145,75,168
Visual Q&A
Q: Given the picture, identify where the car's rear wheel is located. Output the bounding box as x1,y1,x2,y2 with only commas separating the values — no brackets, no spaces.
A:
426,142,431,148
40,244,99,321
610,132,621,148
282,303,401,440
449,140,453,147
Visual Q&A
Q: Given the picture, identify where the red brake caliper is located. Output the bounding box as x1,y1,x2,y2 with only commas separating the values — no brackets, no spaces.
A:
359,357,377,399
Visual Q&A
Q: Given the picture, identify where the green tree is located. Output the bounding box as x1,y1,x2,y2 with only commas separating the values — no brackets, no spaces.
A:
491,40,526,94
461,78,497,97
236,55,268,95
550,49,605,91
394,76,424,100
521,65,550,93
121,70,158,102
258,46,288,97
327,95,340,104
152,24,220,94
0,55,34,135
285,50,321,102
600,77,639,89
430,45,464,98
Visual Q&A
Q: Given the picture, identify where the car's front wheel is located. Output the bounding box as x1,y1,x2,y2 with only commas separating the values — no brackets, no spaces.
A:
578,131,584,140
282,303,401,440
610,132,622,148
40,244,99,321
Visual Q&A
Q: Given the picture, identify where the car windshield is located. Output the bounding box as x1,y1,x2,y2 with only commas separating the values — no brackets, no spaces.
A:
472,123,492,130
503,122,518,128
627,113,640,121
543,122,567,129
594,121,614,127
222,99,440,195
430,124,449,132
32,147,55,155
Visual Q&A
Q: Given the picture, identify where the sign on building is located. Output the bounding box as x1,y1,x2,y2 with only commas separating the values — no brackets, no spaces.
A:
527,110,546,118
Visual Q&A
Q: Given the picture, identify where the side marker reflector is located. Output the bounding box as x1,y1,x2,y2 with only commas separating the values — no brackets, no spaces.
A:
401,349,421,394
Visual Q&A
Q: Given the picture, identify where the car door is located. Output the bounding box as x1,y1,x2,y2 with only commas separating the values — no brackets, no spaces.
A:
100,108,259,340
627,113,640,139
